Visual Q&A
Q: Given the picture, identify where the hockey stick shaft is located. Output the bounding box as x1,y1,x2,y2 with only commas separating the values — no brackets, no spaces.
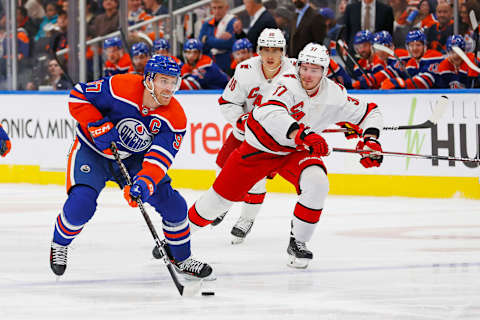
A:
110,142,185,296
335,26,356,78
337,39,374,85
332,147,480,163
372,43,419,89
469,10,479,87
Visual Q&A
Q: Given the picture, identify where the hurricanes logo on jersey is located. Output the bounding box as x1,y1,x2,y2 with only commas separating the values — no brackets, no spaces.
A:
117,118,153,153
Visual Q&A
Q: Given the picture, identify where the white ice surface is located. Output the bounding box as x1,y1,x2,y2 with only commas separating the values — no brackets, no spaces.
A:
0,184,479,320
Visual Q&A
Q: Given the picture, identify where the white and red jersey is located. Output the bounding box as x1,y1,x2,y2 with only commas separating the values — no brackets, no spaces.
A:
218,56,295,139
245,74,383,155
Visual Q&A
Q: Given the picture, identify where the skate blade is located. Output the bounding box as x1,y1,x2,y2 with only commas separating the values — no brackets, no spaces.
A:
231,235,245,245
286,255,310,269
182,272,217,282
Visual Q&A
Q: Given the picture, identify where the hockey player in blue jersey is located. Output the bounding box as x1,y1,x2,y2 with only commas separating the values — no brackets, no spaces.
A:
49,55,213,280
180,38,229,90
0,124,11,157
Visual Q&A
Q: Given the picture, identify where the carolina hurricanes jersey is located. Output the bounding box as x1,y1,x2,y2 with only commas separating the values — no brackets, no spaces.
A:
436,52,479,88
218,55,296,139
245,73,383,155
404,49,443,88
68,74,186,184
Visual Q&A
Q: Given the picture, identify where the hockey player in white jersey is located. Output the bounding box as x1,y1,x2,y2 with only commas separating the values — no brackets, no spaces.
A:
213,28,296,244
188,43,383,268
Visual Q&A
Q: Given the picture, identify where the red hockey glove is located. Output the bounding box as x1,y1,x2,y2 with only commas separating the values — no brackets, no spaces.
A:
356,137,383,168
336,121,363,140
87,117,119,155
234,113,249,137
0,125,11,157
123,176,155,208
294,124,330,157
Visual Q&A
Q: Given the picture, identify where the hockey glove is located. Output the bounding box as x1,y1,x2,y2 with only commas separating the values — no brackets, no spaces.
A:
336,121,363,140
87,117,119,155
294,124,330,157
123,176,155,208
356,137,383,168
233,113,249,138
0,125,11,157
353,74,376,89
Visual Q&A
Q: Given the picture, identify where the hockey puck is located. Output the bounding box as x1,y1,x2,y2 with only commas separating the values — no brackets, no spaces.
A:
201,291,215,296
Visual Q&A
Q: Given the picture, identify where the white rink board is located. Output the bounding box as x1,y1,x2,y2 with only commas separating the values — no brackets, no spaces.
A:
0,91,479,177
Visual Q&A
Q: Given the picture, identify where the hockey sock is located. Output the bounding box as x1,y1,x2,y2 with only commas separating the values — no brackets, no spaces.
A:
53,185,98,246
162,218,191,262
292,202,322,242
241,192,266,219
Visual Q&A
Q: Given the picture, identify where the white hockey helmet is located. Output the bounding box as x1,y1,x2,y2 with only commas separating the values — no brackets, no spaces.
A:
257,28,286,54
297,43,330,77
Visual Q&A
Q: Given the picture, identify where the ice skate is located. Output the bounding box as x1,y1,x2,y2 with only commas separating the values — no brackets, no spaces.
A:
174,256,214,280
286,237,312,269
210,211,227,227
230,217,255,244
50,241,69,276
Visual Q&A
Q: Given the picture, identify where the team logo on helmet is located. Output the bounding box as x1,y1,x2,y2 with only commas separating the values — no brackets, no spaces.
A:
117,118,153,152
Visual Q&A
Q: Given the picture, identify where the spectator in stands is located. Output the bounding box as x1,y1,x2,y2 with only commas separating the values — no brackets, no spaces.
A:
336,0,348,25
34,1,58,42
130,42,151,74
25,0,46,23
199,0,237,74
128,0,152,27
344,0,394,47
25,58,72,90
17,6,38,58
289,0,326,58
318,7,341,49
425,1,453,52
273,7,293,49
89,0,119,37
103,36,133,76
48,9,68,58
180,38,229,90
144,0,168,15
243,0,277,52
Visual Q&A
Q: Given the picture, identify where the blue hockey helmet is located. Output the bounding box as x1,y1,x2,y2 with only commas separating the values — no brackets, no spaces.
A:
373,31,393,46
104,36,122,49
131,42,150,56
144,55,181,80
144,55,181,103
353,30,373,45
183,38,203,52
153,38,170,52
446,35,466,52
405,29,426,45
232,38,253,53
318,7,335,20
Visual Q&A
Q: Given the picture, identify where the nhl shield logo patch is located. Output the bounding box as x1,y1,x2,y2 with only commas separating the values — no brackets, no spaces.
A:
80,165,91,173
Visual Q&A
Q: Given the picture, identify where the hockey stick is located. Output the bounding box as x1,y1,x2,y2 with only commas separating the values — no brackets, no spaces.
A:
110,142,200,297
335,25,356,78
332,147,480,163
373,43,419,89
469,10,479,87
451,46,480,74
337,39,377,87
322,95,448,133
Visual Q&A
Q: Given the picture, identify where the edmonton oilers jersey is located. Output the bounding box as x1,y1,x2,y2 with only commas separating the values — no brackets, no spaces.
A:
68,73,187,167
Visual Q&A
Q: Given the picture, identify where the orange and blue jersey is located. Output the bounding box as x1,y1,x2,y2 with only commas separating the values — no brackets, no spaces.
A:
371,48,411,86
436,52,479,88
68,73,186,185
180,54,229,90
327,58,352,89
353,55,385,86
104,53,134,77
404,49,443,89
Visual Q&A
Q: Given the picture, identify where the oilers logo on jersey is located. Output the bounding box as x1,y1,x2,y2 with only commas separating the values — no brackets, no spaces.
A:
117,118,153,152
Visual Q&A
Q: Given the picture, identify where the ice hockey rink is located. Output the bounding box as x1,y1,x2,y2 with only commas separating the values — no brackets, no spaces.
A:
0,184,479,320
